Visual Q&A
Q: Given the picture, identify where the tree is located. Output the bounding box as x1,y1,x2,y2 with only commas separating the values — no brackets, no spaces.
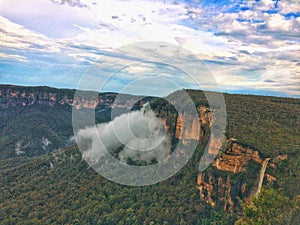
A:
236,188,297,225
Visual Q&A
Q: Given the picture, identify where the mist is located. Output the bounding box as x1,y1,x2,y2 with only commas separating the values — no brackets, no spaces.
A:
76,103,171,164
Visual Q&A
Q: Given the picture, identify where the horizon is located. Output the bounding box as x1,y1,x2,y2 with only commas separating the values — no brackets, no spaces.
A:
1,83,299,100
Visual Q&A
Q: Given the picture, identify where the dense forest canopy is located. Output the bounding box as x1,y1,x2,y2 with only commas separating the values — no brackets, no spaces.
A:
0,85,299,224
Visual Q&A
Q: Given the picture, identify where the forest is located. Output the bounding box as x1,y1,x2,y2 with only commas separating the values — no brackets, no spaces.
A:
0,85,299,224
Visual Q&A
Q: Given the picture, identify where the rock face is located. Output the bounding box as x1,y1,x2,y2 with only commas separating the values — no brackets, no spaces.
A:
159,105,212,149
175,115,200,140
196,172,234,211
173,106,212,144
0,85,146,110
165,104,288,212
214,142,263,173
195,138,288,211
0,85,75,108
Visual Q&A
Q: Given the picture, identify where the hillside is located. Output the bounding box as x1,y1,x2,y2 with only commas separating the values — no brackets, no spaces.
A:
1,145,299,224
1,145,236,224
0,85,300,224
0,85,155,158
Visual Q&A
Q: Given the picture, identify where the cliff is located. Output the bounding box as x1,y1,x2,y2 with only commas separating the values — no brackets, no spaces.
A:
0,85,149,110
0,85,75,108
159,102,288,212
196,139,288,211
214,141,263,173
174,106,212,143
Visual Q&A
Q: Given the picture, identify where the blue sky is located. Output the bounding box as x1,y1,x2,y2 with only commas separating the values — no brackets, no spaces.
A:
0,0,299,97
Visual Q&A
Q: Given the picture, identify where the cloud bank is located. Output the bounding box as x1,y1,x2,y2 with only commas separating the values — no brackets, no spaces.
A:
76,103,171,164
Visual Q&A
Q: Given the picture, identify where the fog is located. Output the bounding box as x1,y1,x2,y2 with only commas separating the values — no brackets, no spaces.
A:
76,103,171,164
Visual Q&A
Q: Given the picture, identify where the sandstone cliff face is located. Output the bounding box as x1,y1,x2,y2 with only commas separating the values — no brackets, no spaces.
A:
196,172,234,211
0,85,135,110
175,115,200,141
0,86,74,108
196,139,288,211
173,106,212,144
164,104,289,211
214,142,263,173
159,105,241,211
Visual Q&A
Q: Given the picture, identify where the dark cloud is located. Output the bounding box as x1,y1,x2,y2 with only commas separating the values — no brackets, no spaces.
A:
264,79,276,83
203,59,239,66
239,50,251,55
244,66,265,72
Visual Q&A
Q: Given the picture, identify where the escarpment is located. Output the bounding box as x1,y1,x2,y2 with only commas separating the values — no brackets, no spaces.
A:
174,106,212,144
214,141,263,173
0,85,151,110
0,85,155,157
195,139,288,211
158,102,289,212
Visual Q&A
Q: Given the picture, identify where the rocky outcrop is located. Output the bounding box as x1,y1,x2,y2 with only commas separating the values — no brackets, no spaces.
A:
175,115,200,141
197,172,234,211
196,138,288,211
214,141,263,173
170,106,212,144
197,172,216,207
265,174,276,183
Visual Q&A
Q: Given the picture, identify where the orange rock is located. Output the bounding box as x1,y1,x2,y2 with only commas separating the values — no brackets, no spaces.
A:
266,174,276,182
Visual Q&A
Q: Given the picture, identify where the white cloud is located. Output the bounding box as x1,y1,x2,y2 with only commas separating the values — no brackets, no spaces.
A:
266,13,293,31
0,15,60,52
15,142,25,155
278,0,300,14
255,0,276,11
0,52,27,62
49,0,87,8
0,0,97,38
76,104,171,163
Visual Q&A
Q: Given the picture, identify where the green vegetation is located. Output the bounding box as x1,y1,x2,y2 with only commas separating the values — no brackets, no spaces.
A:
183,90,300,158
0,85,299,224
236,188,300,225
223,93,300,158
0,104,73,158
0,145,235,225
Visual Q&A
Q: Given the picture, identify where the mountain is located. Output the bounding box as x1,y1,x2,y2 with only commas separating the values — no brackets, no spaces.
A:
152,90,300,211
0,84,299,224
0,85,155,158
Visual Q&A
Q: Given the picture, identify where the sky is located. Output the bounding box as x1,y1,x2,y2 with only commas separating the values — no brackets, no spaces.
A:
0,0,299,97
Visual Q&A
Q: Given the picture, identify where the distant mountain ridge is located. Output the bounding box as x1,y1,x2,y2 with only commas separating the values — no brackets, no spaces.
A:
0,84,156,158
0,84,136,109
1,84,299,159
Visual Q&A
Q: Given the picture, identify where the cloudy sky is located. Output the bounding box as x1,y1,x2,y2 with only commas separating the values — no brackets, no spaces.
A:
0,0,299,97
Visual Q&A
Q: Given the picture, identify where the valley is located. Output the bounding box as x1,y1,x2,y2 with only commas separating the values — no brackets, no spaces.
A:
0,84,300,224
